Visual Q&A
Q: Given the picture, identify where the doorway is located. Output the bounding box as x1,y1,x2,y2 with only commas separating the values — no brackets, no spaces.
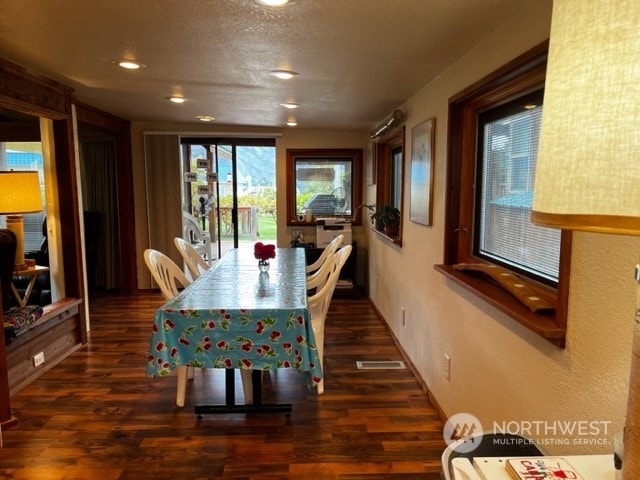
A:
180,138,276,259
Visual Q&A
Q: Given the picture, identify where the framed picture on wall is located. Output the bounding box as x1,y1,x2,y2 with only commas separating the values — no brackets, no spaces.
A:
410,118,435,226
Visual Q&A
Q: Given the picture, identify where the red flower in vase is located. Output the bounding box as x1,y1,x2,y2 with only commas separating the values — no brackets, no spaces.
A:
254,242,276,261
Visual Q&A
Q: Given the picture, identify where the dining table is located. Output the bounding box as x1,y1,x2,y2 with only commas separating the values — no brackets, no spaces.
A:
146,246,322,415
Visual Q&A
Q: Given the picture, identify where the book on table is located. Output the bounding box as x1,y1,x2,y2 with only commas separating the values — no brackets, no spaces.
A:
505,457,584,480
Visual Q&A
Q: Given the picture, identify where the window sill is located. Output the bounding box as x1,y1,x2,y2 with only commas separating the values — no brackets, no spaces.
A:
434,264,566,348
372,227,402,246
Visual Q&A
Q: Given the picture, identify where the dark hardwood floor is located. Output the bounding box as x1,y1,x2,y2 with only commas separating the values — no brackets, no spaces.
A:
0,292,445,479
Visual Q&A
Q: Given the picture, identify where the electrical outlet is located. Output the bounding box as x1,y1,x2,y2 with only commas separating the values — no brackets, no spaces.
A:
33,351,45,367
444,354,451,381
401,307,406,326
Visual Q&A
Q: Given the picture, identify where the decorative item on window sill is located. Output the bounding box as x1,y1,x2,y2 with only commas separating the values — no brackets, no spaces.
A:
360,204,383,231
453,263,554,313
360,204,400,235
379,205,401,236
254,242,276,272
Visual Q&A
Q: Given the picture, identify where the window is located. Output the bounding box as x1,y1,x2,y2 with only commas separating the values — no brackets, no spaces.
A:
390,145,403,210
1,142,46,252
286,149,363,225
476,89,560,286
179,137,276,258
372,126,405,244
435,42,571,348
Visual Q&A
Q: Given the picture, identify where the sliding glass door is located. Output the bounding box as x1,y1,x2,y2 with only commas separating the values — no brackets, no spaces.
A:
180,138,276,260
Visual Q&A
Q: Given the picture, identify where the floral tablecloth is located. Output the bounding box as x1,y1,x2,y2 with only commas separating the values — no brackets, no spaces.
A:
146,247,322,386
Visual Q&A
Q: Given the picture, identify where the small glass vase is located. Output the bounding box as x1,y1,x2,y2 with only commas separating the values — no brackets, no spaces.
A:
258,258,270,272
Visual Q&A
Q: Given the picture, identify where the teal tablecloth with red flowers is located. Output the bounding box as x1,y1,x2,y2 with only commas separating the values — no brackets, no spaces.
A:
146,247,322,386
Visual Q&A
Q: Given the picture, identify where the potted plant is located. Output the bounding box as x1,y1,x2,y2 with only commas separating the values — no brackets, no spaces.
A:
360,204,384,231
379,205,401,237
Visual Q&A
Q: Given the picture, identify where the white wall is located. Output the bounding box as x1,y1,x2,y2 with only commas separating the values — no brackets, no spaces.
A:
364,0,639,454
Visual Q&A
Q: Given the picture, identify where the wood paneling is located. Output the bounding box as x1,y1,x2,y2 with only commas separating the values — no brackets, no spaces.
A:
0,58,72,119
0,56,86,426
7,299,83,396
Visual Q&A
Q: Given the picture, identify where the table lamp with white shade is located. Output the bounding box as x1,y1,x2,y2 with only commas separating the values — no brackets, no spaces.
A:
531,0,640,477
0,171,44,270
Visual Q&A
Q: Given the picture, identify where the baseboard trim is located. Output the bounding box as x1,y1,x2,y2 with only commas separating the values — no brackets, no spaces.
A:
368,298,447,424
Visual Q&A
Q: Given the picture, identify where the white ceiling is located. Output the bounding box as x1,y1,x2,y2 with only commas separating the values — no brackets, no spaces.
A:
0,0,527,131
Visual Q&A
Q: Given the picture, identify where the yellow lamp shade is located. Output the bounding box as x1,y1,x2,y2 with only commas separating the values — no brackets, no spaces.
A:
0,171,43,214
531,0,640,235
0,171,43,269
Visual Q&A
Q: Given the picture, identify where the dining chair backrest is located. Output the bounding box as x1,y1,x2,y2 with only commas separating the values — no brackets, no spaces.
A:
307,245,339,293
183,211,212,265
174,236,210,280
144,248,191,301
306,234,343,275
308,244,352,325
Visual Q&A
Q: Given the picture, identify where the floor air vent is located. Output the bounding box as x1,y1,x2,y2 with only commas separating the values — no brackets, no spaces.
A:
356,360,406,370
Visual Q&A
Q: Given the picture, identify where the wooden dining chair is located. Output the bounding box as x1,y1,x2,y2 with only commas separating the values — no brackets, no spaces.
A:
144,248,253,407
306,234,343,275
174,236,210,281
307,244,352,395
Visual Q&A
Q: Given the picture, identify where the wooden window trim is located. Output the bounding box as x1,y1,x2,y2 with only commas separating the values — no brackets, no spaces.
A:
285,148,363,226
373,126,405,246
435,41,571,348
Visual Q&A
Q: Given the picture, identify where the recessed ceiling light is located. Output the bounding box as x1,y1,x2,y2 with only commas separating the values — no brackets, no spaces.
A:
269,70,299,80
167,96,189,104
116,60,145,70
255,0,295,6
286,120,298,127
281,102,299,109
196,115,215,122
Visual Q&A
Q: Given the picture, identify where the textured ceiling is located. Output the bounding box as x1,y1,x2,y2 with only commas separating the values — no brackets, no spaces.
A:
0,0,526,131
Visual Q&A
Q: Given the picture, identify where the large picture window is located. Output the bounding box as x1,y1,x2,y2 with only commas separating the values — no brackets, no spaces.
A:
286,149,363,225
